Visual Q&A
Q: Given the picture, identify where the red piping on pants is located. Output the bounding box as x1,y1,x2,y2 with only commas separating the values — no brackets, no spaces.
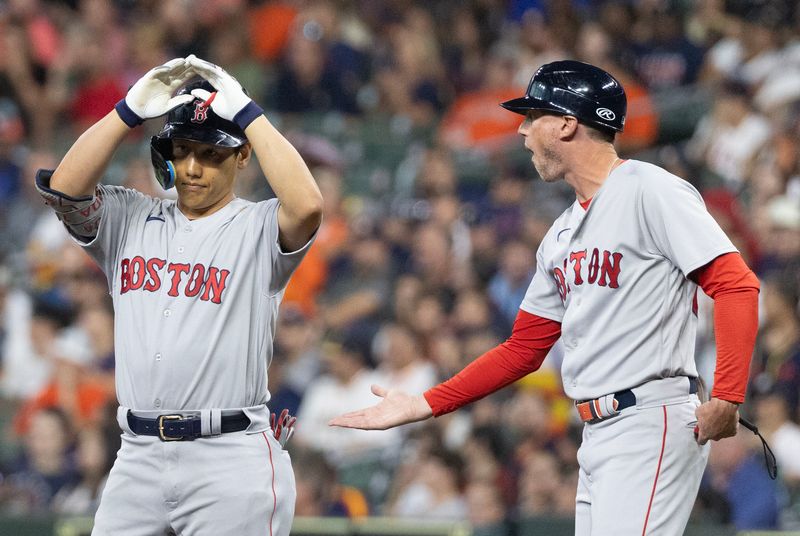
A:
642,406,668,535
262,432,277,536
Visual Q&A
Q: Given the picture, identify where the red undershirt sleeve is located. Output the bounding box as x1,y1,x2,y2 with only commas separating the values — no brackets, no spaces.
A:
689,252,760,404
423,310,561,416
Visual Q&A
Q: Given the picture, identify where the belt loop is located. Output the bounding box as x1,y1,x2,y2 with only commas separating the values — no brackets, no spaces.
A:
117,406,136,435
210,409,222,435
599,393,619,417
200,409,212,436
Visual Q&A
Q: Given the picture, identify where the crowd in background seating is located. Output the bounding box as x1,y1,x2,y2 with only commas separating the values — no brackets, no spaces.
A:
0,0,799,532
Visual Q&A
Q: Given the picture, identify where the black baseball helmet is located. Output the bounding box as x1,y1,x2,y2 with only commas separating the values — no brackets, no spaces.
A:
150,80,248,189
500,60,626,133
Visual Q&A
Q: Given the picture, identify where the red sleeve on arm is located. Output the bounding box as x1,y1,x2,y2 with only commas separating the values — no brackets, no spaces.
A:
423,310,561,416
690,252,760,404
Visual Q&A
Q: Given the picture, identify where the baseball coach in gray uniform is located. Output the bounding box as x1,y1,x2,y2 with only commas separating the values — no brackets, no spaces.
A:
35,56,321,535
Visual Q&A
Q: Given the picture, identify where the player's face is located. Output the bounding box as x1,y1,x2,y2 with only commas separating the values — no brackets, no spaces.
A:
518,110,564,183
171,139,247,219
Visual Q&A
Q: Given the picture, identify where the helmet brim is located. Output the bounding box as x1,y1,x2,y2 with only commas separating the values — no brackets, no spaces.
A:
156,123,247,148
500,96,579,118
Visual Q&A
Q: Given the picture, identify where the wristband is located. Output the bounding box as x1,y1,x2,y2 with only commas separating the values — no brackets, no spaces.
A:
233,101,264,130
115,99,144,128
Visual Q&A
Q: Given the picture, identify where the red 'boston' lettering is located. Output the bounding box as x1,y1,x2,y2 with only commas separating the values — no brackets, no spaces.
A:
569,250,587,285
599,251,623,288
144,258,165,292
129,256,146,291
185,264,205,297
587,248,600,284
120,258,131,294
118,258,231,304
557,247,623,299
167,263,191,297
553,267,568,301
201,267,230,304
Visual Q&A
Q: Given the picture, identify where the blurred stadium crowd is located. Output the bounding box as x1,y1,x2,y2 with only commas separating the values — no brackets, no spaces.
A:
0,0,799,533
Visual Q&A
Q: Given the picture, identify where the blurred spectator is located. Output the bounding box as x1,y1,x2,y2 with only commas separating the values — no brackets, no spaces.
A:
629,8,705,91
753,389,800,485
0,407,77,514
703,434,780,530
284,163,349,316
51,422,118,516
318,230,392,334
372,323,437,397
271,304,323,416
291,445,369,517
574,22,658,152
372,7,449,128
488,239,535,329
751,271,800,418
757,196,800,274
438,44,522,154
688,80,771,190
294,333,401,465
389,448,467,519
271,6,363,115
701,4,785,87
466,480,510,536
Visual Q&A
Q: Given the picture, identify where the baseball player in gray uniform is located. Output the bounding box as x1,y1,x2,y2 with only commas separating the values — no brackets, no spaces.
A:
331,61,761,534
36,56,321,535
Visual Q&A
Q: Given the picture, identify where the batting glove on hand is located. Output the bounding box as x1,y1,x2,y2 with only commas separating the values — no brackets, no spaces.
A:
269,409,297,449
115,58,196,127
185,54,263,130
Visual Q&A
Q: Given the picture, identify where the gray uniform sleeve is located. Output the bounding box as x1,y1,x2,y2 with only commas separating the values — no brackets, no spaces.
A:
76,184,154,289
639,173,737,276
255,199,317,296
519,240,565,322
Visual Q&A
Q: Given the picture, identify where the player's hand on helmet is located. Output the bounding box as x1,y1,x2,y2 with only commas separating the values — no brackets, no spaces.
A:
185,54,263,130
328,384,433,431
116,58,196,126
694,397,739,445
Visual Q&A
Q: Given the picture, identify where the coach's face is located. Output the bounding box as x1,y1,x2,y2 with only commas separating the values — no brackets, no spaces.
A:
518,110,566,183
172,139,252,219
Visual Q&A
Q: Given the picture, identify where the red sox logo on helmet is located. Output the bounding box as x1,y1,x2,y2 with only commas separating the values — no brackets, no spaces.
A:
191,101,209,124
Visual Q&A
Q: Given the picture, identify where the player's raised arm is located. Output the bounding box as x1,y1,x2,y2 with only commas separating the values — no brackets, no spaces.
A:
330,310,561,430
49,58,196,197
185,55,323,252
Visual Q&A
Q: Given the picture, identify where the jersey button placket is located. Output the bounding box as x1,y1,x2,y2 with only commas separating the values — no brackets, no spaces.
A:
155,353,162,361
163,309,171,317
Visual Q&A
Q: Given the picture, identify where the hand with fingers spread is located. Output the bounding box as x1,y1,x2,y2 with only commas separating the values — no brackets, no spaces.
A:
115,58,196,127
185,54,263,130
328,385,434,430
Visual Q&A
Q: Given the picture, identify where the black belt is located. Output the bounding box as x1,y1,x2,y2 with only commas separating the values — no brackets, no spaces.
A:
577,377,698,423
127,411,250,441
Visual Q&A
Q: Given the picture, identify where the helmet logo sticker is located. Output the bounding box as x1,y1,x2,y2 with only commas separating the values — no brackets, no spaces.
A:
596,108,615,121
191,102,209,124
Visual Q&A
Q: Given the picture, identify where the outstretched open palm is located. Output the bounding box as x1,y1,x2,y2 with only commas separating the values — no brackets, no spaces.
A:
328,385,433,430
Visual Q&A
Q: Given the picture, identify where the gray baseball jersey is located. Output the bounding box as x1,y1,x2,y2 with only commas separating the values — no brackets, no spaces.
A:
64,180,313,411
521,159,736,400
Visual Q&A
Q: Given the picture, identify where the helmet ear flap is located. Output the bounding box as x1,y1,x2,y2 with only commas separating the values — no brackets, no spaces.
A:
150,136,176,190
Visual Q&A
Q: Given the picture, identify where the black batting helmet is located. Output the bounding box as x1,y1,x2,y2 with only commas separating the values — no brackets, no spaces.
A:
150,80,249,189
501,60,626,133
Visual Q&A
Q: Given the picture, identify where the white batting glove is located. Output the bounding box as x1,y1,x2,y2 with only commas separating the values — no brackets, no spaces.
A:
185,54,263,130
115,58,196,127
